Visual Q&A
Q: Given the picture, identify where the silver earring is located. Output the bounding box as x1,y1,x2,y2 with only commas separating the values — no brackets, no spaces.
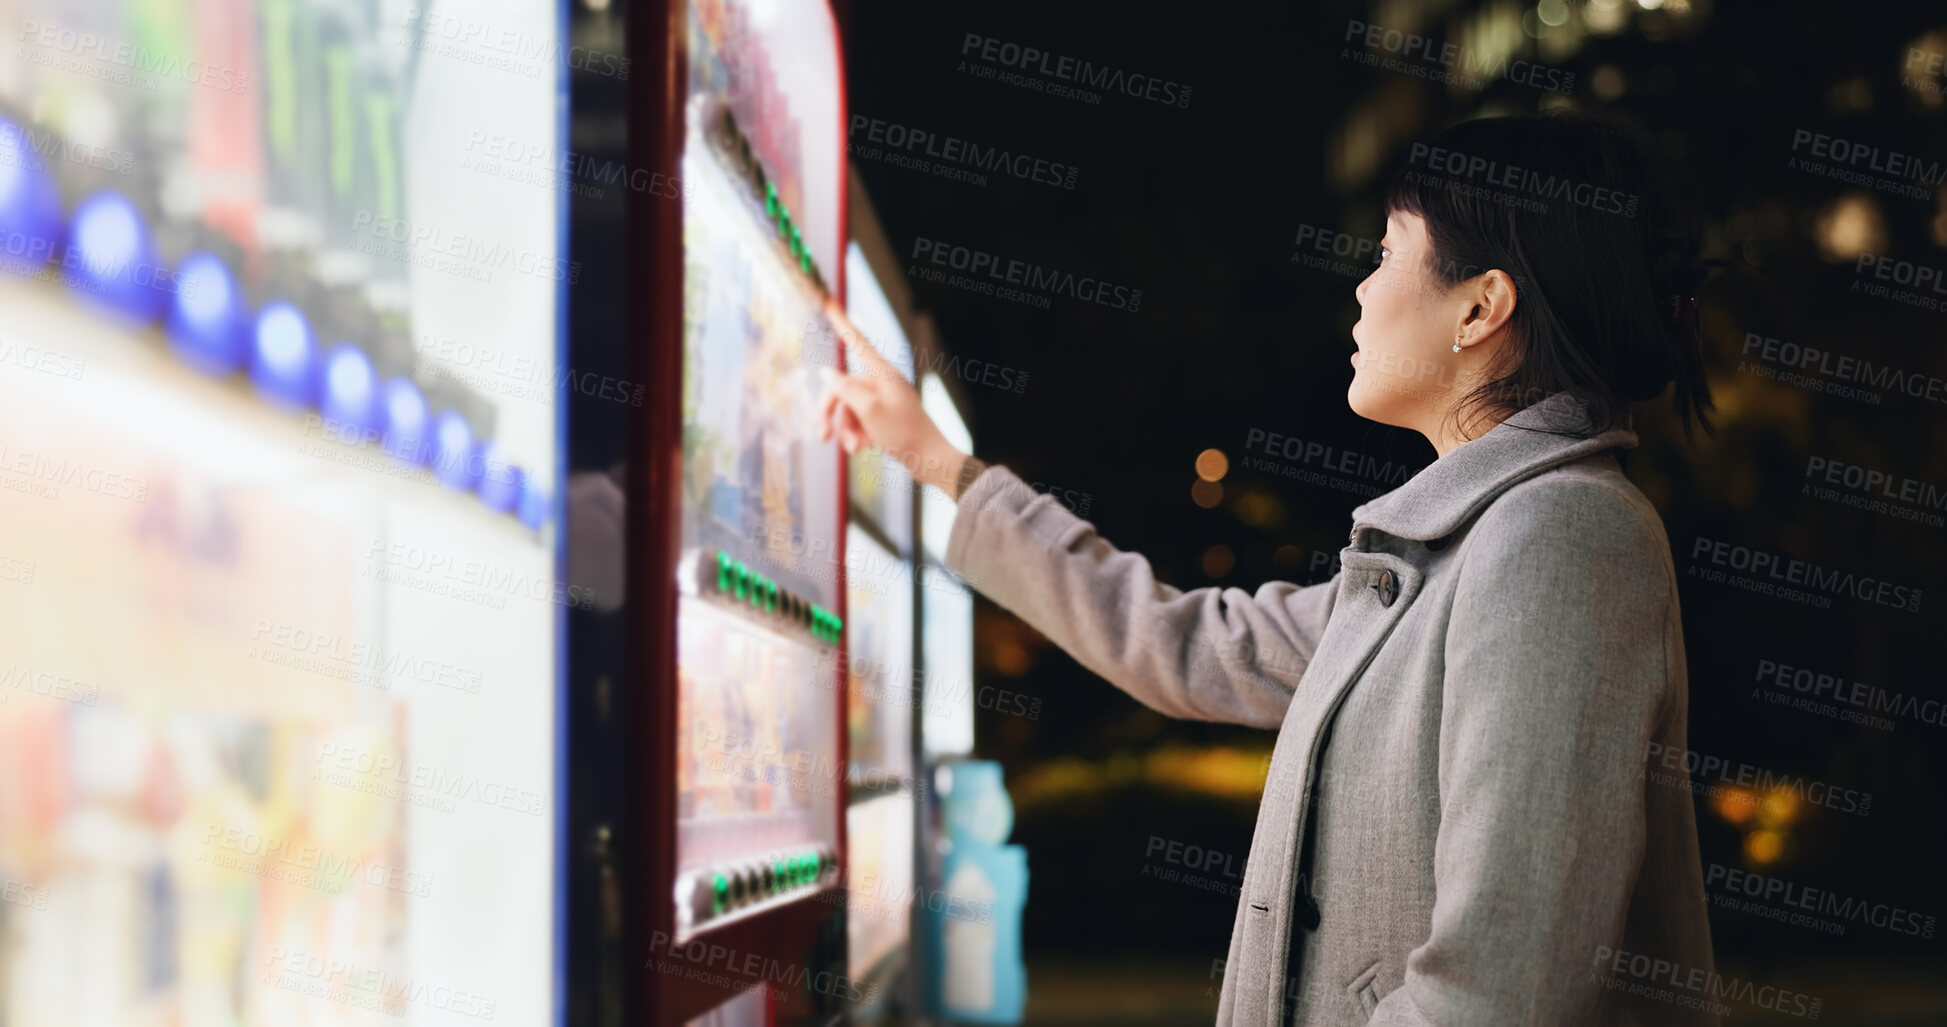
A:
1452,339,1462,353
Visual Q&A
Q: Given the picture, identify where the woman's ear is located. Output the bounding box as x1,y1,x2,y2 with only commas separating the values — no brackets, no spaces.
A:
1458,269,1518,342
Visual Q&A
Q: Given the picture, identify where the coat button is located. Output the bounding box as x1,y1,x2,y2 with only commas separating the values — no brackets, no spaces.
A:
1373,569,1398,607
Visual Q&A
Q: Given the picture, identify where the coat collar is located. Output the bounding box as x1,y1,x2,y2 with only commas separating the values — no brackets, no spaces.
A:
1350,390,1638,547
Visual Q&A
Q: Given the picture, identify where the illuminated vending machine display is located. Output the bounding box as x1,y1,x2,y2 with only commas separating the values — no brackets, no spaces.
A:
639,0,849,1021
840,240,920,1015
920,377,978,762
0,0,565,1025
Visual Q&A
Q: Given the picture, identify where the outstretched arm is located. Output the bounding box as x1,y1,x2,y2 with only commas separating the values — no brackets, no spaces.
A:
942,461,1337,728
815,300,1337,728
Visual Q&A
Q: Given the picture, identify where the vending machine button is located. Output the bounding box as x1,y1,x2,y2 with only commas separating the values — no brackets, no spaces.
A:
694,875,712,926
712,873,729,915
715,551,733,592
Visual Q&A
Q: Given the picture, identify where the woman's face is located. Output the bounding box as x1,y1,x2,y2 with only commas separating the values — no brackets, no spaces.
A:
1349,210,1466,434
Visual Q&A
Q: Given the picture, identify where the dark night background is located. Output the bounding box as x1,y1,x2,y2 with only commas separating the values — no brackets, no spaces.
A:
837,0,1947,1021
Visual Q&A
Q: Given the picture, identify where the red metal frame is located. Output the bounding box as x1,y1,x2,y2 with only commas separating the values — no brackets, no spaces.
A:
828,0,851,1017
629,0,850,1022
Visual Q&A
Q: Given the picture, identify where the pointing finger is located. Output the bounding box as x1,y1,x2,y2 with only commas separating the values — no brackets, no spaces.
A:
830,374,877,415
821,298,901,381
817,382,842,442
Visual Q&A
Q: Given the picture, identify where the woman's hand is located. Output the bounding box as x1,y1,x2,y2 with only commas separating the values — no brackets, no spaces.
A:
815,297,969,494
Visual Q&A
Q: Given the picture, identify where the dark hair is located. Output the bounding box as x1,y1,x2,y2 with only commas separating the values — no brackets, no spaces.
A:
1382,107,1715,445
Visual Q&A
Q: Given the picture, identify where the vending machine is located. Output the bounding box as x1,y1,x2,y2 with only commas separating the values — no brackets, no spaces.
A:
0,1,567,1026
631,0,851,1021
840,233,922,1020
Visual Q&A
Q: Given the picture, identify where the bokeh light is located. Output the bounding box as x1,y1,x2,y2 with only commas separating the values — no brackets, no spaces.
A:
166,253,245,374
1233,489,1283,527
431,410,479,491
320,344,379,438
380,377,431,465
1816,193,1887,261
1745,829,1786,865
249,301,318,409
1195,448,1229,482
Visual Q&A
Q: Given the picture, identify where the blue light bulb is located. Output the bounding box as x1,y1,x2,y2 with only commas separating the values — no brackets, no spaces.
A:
430,409,478,490
0,118,62,275
249,301,318,408
488,465,528,516
380,377,431,466
65,192,164,321
476,441,521,512
320,344,379,442
166,253,244,374
516,474,549,530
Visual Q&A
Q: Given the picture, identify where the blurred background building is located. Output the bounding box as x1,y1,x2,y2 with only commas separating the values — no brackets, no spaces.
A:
846,0,1947,1022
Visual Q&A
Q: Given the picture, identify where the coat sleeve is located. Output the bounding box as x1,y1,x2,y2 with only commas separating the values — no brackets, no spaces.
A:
943,463,1339,729
1369,479,1677,1026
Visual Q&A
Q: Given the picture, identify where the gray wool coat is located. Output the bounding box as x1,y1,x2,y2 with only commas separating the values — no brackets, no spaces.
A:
943,391,1718,1026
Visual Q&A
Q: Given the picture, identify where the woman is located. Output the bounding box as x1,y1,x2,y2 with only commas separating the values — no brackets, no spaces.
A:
820,108,1718,1025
